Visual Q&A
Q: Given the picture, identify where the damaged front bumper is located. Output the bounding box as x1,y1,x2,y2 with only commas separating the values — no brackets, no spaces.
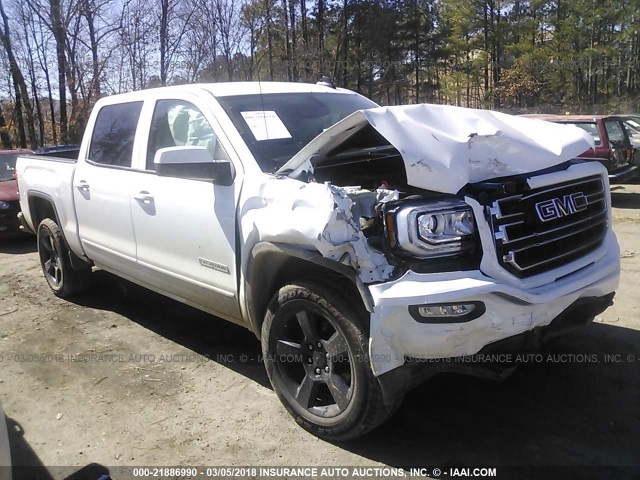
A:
367,230,620,379
376,292,615,404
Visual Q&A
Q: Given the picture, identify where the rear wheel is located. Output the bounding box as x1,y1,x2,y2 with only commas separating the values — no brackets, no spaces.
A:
262,281,397,440
37,218,91,297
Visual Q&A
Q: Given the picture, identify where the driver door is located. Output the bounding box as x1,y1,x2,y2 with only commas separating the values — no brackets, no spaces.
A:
129,97,241,322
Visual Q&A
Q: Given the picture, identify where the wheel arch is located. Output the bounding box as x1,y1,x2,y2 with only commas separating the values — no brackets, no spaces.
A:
245,242,374,339
28,191,91,270
27,191,59,228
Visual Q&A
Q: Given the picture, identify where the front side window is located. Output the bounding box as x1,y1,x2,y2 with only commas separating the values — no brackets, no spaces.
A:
146,99,228,170
604,120,629,147
88,102,142,167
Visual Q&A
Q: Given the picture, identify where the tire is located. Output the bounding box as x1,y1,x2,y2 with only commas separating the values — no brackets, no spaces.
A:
37,218,91,298
261,281,398,441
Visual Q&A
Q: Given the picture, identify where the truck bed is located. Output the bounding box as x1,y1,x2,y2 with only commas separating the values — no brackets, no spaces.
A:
16,154,84,256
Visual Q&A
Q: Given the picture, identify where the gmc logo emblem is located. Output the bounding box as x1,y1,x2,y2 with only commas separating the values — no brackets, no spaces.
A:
535,192,588,222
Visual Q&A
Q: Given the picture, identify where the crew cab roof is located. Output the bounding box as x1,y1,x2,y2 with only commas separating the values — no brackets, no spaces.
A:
96,82,356,106
199,81,354,97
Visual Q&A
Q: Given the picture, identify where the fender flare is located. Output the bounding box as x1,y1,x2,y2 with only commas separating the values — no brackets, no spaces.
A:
27,191,90,270
244,241,374,338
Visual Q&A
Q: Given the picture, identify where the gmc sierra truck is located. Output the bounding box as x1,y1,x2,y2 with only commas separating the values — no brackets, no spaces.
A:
16,82,620,440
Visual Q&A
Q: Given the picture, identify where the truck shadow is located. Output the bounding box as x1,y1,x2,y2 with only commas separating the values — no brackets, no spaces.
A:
68,270,270,389
610,190,640,209
343,322,640,472
0,236,36,254
6,415,110,480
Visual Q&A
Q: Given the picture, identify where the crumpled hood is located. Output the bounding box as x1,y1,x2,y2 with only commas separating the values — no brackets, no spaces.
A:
278,104,595,194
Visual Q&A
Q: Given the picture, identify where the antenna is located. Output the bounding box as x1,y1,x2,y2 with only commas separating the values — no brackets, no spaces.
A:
316,74,336,89
257,68,268,142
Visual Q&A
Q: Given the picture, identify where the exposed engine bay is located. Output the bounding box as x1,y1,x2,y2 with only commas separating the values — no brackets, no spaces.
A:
307,126,409,191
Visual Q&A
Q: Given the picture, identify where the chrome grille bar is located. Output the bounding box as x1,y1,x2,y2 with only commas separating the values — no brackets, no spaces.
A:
489,175,608,277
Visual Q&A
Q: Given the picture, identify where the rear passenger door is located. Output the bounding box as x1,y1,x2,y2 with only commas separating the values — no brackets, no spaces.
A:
74,101,142,273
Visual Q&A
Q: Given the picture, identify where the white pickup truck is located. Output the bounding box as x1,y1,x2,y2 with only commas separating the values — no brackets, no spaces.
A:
16,82,620,440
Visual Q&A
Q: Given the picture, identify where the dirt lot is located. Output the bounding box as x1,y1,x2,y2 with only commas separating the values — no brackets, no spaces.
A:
0,183,639,479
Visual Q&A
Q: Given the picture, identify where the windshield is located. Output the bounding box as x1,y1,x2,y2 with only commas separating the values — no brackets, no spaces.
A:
217,92,379,172
562,122,602,146
0,154,17,182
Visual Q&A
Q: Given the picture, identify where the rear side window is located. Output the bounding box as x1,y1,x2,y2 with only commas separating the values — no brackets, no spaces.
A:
89,102,143,167
604,120,628,147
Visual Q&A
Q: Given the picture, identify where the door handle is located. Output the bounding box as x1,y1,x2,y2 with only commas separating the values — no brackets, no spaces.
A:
76,181,90,192
133,191,154,204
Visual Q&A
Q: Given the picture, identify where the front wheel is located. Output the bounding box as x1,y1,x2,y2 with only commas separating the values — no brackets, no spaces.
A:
261,281,398,440
37,218,91,298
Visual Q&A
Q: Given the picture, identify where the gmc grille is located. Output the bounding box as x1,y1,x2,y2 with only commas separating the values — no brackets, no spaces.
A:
489,175,607,278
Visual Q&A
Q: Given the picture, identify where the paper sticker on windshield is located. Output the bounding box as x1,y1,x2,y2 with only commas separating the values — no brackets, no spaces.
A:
241,111,292,141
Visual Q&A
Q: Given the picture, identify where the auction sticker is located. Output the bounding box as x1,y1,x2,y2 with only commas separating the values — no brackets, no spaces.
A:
241,111,292,141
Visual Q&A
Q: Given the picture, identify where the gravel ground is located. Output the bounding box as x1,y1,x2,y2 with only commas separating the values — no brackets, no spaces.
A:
0,183,639,479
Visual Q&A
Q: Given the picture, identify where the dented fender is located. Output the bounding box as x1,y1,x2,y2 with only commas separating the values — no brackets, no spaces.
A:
239,177,395,285
243,241,375,337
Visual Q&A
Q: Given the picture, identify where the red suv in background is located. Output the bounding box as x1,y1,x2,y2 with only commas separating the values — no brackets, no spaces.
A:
523,115,638,183
0,149,32,238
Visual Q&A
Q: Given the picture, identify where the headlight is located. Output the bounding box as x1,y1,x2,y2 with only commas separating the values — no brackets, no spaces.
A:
388,200,476,258
0,201,10,210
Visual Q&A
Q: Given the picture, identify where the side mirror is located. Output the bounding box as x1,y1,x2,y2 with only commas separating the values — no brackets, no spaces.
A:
154,146,234,186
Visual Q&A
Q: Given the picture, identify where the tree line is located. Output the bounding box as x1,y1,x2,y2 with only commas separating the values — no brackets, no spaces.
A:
1,0,640,149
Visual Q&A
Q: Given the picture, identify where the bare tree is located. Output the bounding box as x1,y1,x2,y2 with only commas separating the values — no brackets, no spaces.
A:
0,0,37,148
118,0,155,90
317,0,324,62
16,2,45,144
180,0,214,82
28,4,58,143
0,102,11,148
209,0,244,81
48,0,70,143
265,0,274,79
158,0,194,85
81,0,101,99
64,11,82,133
288,0,297,80
22,0,75,143
299,0,309,80
77,0,125,100
242,0,264,80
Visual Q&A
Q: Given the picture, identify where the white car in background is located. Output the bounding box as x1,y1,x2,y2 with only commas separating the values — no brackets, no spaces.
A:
619,115,640,166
